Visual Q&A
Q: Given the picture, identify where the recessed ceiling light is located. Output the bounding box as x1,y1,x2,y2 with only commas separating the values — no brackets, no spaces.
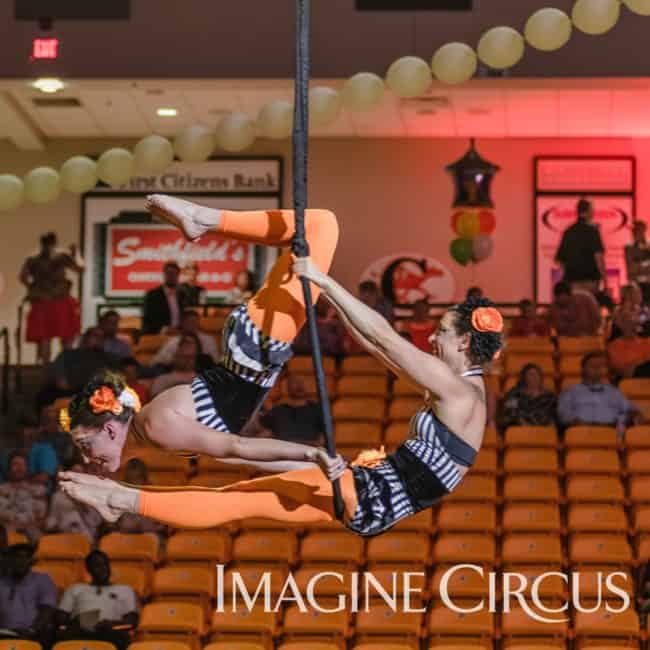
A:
32,77,65,93
157,107,178,117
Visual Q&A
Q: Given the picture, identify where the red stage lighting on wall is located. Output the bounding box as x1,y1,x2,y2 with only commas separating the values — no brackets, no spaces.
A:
32,37,59,60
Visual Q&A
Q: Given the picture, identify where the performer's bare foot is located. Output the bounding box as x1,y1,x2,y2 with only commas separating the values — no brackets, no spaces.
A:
59,472,139,523
145,194,220,242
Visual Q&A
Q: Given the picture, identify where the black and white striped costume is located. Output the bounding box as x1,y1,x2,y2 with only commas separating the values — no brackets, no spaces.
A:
346,368,483,537
191,305,293,434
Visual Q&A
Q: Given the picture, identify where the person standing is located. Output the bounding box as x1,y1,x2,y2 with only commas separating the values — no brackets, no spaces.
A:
141,261,189,334
625,220,650,303
555,198,607,294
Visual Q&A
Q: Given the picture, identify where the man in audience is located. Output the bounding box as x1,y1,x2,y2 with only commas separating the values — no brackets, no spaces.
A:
150,309,219,366
625,220,650,304
98,310,132,361
558,351,639,430
555,197,607,294
142,261,189,334
58,550,139,650
150,335,199,397
549,281,601,337
293,296,345,357
0,544,57,644
608,317,650,379
403,299,436,351
509,299,550,337
119,357,150,406
359,280,394,324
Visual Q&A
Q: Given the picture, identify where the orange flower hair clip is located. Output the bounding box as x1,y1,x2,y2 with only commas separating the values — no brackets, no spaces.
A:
471,307,504,334
59,408,71,433
89,386,123,416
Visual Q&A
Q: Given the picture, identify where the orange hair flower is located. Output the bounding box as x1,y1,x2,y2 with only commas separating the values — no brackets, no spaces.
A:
89,386,123,416
59,408,71,433
352,446,387,469
471,307,504,333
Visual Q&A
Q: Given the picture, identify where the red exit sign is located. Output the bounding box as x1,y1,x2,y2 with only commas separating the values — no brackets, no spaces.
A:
32,38,59,59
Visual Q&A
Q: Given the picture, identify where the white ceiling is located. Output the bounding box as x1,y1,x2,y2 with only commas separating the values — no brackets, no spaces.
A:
2,77,650,151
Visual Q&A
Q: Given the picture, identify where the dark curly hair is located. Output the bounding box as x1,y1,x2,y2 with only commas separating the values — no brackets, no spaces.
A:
449,297,503,366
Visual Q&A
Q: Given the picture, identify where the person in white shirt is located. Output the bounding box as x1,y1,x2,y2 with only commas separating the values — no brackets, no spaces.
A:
57,550,138,650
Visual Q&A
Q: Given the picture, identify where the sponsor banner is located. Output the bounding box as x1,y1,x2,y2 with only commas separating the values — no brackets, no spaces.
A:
536,157,634,193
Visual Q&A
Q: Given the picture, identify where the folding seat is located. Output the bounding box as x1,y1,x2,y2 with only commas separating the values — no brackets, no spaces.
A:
626,449,650,474
504,426,557,449
503,448,559,474
500,606,568,649
564,426,618,449
135,334,169,364
279,644,341,650
288,355,336,376
137,602,205,644
355,644,417,650
355,605,423,647
363,566,427,603
391,508,433,533
503,565,567,600
199,315,226,333
99,532,160,567
566,476,625,504
565,449,620,475
635,534,650,559
573,607,640,648
282,599,351,642
634,505,650,534
333,397,385,422
619,378,650,400
623,424,650,450
387,397,421,422
52,643,116,650
502,504,562,534
0,643,42,650
334,421,382,447
482,425,498,450
152,566,215,617
205,644,267,650
501,534,563,566
430,564,490,601
384,422,408,448
366,532,430,565
567,504,628,534
436,503,496,534
337,375,388,398
209,605,278,647
630,475,650,503
110,563,149,599
505,354,555,377
222,564,289,602
233,531,298,565
433,534,496,565
472,448,498,474
558,355,584,377
569,534,633,566
427,606,493,647
446,475,497,503
341,355,387,376
571,566,634,601
503,475,560,503
34,562,78,593
300,531,364,566
126,641,193,650
507,338,555,355
293,565,354,599
283,374,337,400
427,645,491,650
165,530,231,566
503,375,555,394
392,376,421,398
557,336,603,354
7,531,28,546
36,533,90,563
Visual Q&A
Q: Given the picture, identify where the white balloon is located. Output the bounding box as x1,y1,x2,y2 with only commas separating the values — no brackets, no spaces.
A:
477,26,525,69
572,0,620,34
257,100,293,140
0,175,24,211
525,8,573,51
386,56,432,98
342,72,385,112
624,0,650,15
216,113,256,152
174,125,217,162
60,156,98,194
24,167,61,204
97,148,134,187
309,87,341,127
431,42,478,85
134,135,174,174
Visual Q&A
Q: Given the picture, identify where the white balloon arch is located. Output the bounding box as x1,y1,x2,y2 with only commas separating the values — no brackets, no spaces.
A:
0,0,643,211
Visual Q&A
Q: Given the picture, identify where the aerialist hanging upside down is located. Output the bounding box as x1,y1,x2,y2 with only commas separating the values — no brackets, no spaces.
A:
60,195,505,537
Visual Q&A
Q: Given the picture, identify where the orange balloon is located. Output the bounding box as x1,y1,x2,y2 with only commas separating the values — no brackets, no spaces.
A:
455,209,480,238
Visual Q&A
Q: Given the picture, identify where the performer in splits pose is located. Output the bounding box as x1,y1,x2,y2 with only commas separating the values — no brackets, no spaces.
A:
60,195,504,537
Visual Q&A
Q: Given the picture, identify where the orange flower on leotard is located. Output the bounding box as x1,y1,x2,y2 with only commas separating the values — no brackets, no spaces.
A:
471,307,504,333
89,386,123,416
352,446,387,469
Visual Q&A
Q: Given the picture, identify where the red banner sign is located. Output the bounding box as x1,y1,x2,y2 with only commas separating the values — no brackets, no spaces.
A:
105,224,252,297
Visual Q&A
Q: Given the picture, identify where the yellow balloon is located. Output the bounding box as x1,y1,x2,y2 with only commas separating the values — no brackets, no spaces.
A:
525,8,572,51
456,210,481,238
431,42,477,85
572,0,620,35
386,56,432,98
0,175,24,211
623,0,650,14
24,167,61,204
477,26,525,70
342,73,385,112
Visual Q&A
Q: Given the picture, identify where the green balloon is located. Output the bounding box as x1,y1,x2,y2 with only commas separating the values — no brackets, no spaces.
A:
450,237,473,266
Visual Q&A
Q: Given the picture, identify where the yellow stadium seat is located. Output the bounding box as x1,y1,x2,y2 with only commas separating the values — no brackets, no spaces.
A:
355,605,423,643
433,534,496,565
334,421,382,447
111,563,149,599
293,564,354,598
565,449,620,475
504,448,559,474
501,504,561,534
206,644,266,650
362,566,427,601
392,376,421,398
288,356,336,376
387,397,421,422
574,567,634,600
333,397,385,422
446,475,497,503
506,338,555,354
337,375,388,398
634,505,650,534
53,643,116,650
472,449,498,475
199,315,227,333
279,644,341,650
502,375,555,394
630,475,650,503
282,374,337,400
391,508,433,533
505,354,555,377
564,426,618,449
7,531,29,546
503,475,561,503
427,646,490,650
341,356,387,376
152,565,215,607
366,532,430,565
222,564,289,599
624,424,650,450
569,534,633,565
558,355,585,377
282,600,351,640
501,534,563,566
355,644,417,650
232,531,298,565
166,531,231,565
619,378,650,399
567,504,628,534
0,643,42,650
504,565,567,599
482,426,498,450
129,642,193,650
138,602,205,638
436,503,496,533
36,533,90,562
504,426,557,448
99,532,159,565
626,449,650,474
636,534,650,559
135,334,170,363
573,607,640,647
430,565,489,600
501,606,568,646
557,336,603,353
427,606,493,643
566,476,625,503
34,562,78,592
384,422,408,447
300,531,364,565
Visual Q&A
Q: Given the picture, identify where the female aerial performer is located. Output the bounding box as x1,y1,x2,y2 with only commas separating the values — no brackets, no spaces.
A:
60,195,504,537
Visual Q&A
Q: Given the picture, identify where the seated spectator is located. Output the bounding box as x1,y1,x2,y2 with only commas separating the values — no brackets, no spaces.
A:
119,358,150,406
499,363,557,430
58,550,139,650
0,544,57,644
549,281,601,337
359,280,395,323
608,317,650,379
293,296,345,357
558,351,639,430
466,286,483,301
98,310,132,361
178,262,206,307
403,300,436,352
150,309,219,366
509,299,550,338
150,335,200,398
610,283,650,341
226,269,255,305
0,452,48,543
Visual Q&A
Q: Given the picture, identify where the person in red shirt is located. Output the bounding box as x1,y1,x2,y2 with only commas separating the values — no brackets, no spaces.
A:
607,317,650,379
404,300,436,351
509,299,550,338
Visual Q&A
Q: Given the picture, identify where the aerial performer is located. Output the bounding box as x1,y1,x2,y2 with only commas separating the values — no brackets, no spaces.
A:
60,195,504,537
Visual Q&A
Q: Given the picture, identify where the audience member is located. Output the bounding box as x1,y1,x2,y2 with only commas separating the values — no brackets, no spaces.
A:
509,299,550,338
98,310,132,360
549,282,601,337
150,335,200,397
20,232,83,364
607,317,650,379
555,197,607,293
58,550,139,650
557,351,639,430
0,544,57,644
178,262,206,306
499,363,557,430
150,309,219,366
119,358,150,406
293,296,345,357
610,283,649,341
626,220,650,303
403,300,436,352
359,280,395,323
227,269,255,304
142,261,190,334
466,286,483,301
34,404,76,468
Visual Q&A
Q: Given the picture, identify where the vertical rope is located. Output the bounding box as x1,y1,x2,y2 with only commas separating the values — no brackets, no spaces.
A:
291,0,344,521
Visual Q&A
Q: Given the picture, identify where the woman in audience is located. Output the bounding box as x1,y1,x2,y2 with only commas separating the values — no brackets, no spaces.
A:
498,363,557,430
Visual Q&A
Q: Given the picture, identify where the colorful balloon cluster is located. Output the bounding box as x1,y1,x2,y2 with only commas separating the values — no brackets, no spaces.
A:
450,208,496,266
